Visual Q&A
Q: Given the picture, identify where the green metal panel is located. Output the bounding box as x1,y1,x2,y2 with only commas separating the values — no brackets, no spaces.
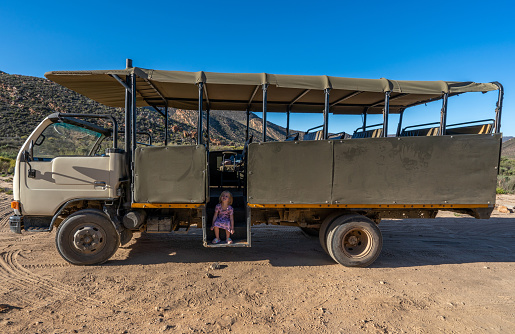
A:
247,141,333,204
247,135,500,205
134,145,206,203
332,134,501,205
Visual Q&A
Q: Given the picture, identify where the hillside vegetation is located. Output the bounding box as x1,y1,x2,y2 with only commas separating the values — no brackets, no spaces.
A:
501,138,515,158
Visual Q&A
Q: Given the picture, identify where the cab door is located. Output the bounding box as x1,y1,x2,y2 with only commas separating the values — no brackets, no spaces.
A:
19,121,122,216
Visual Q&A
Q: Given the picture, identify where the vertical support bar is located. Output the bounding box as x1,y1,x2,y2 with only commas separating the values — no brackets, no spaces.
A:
439,93,448,136
396,109,405,137
124,76,132,153
362,108,368,131
131,73,137,160
206,108,210,150
383,91,391,137
245,109,250,141
262,84,269,142
246,206,252,247
164,100,168,146
286,106,291,137
198,82,204,145
130,73,137,204
323,88,330,139
493,82,504,134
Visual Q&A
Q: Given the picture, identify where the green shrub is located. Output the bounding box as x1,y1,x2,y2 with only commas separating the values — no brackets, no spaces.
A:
0,156,15,174
496,187,506,194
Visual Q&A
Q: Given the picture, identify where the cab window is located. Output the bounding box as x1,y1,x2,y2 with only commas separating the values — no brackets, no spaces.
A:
33,122,103,159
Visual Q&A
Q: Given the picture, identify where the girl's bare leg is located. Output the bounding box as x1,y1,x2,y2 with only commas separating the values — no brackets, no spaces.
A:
225,229,231,240
214,227,220,239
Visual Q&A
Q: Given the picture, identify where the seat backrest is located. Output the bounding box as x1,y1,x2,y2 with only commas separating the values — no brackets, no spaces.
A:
479,123,493,134
426,127,439,136
304,130,324,141
371,128,383,138
352,128,383,139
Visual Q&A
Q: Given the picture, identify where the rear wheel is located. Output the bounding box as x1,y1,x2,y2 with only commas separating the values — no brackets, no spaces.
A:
326,215,382,267
56,210,120,265
318,212,347,255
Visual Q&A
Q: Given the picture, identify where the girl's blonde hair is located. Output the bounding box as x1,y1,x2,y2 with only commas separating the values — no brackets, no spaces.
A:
219,191,233,205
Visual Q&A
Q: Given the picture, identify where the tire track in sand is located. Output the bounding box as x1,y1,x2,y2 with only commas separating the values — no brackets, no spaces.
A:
0,250,101,309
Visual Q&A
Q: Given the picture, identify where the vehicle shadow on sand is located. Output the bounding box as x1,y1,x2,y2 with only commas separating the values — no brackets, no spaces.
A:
376,217,515,268
108,225,336,268
107,218,515,268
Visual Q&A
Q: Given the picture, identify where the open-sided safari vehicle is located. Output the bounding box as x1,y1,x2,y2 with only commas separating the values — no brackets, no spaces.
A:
10,60,504,267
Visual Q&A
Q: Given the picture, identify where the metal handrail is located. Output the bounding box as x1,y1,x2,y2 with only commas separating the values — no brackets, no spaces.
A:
353,123,383,134
401,122,440,132
402,119,495,133
305,125,324,134
446,119,495,129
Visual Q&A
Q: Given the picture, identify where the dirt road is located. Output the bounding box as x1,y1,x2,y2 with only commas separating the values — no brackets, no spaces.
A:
0,181,514,333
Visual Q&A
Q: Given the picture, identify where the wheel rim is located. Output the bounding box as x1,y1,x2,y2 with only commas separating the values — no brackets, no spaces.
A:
341,228,372,259
72,225,106,254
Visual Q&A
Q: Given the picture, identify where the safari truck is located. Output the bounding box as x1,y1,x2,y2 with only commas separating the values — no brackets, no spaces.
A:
9,60,504,267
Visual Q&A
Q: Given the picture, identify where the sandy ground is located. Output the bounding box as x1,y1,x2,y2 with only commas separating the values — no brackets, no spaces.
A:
0,176,514,333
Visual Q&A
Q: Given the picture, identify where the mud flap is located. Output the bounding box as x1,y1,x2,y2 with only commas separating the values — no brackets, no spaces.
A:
120,229,133,246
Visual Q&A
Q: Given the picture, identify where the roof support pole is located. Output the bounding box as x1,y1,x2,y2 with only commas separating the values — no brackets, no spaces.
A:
493,82,504,134
206,108,210,150
131,73,137,163
130,73,137,204
286,106,291,137
323,88,330,140
362,108,368,131
164,100,169,146
197,82,204,145
124,76,132,153
245,109,250,142
262,83,269,142
382,91,390,137
439,93,448,136
396,108,405,137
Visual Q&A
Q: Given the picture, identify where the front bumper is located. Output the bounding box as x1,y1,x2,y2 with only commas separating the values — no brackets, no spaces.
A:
9,215,23,234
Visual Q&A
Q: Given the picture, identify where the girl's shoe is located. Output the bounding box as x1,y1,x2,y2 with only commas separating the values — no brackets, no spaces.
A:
226,238,233,245
212,238,221,244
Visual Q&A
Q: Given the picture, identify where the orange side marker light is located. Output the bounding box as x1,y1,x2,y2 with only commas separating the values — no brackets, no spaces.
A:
11,201,19,210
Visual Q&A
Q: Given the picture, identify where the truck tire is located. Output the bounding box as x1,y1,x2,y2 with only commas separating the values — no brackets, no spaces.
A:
326,215,382,267
319,212,355,255
55,210,120,265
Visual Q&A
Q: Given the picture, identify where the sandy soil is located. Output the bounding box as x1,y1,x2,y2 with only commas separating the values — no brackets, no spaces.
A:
0,176,514,333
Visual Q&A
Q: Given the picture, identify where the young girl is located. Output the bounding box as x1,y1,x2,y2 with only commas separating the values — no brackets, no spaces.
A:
211,191,235,244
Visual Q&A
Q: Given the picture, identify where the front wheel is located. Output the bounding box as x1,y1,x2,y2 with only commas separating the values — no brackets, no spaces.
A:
55,210,120,265
326,216,382,267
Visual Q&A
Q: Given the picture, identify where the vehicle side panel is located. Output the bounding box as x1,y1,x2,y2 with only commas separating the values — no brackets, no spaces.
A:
247,134,500,205
332,134,500,205
247,141,333,204
134,145,207,203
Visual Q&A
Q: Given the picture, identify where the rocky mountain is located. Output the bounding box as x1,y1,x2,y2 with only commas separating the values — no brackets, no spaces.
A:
0,71,290,150
502,138,515,158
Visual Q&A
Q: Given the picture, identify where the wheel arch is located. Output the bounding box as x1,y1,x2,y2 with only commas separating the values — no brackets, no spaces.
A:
49,197,118,232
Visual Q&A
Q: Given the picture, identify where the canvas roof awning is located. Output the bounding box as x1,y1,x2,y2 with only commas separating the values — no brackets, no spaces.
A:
45,67,499,115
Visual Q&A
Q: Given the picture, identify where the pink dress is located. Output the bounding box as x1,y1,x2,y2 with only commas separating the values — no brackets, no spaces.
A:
212,204,233,232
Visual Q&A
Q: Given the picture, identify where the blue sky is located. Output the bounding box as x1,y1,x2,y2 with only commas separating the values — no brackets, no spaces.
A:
1,0,513,135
